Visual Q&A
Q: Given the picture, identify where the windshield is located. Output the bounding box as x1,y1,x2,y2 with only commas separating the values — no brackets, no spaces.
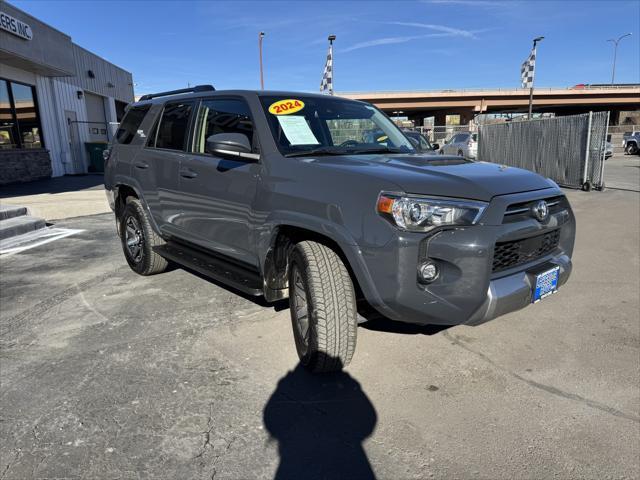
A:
260,95,415,156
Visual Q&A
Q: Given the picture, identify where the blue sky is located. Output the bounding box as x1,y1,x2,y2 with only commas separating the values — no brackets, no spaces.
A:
12,0,640,95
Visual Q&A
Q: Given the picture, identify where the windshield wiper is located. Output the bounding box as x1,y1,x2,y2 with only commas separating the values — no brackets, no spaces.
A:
348,147,409,155
285,147,349,157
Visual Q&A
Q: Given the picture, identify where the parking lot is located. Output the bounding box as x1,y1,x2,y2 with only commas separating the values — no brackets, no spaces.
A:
1,169,639,479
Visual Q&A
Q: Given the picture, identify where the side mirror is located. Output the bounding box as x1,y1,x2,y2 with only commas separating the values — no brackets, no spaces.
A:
206,133,259,161
432,143,440,151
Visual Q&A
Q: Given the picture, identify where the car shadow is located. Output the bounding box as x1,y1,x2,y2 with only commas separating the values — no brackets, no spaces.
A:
172,263,289,311
263,361,377,480
357,301,452,336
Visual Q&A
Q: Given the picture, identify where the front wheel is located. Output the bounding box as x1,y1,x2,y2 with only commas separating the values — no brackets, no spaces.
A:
625,143,638,155
288,241,358,373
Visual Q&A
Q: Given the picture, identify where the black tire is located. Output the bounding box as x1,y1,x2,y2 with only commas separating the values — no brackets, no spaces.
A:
625,143,638,155
119,198,168,275
288,241,357,373
582,181,592,192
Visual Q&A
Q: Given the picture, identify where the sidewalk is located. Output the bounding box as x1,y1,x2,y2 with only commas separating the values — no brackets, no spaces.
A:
0,175,110,221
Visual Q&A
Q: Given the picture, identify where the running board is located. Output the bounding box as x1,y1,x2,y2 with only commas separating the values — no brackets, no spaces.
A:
154,242,263,296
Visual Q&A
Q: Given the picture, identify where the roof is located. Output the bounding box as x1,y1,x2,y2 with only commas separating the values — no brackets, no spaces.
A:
133,88,364,107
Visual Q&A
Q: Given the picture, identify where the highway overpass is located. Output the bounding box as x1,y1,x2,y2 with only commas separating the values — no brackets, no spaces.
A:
340,86,640,125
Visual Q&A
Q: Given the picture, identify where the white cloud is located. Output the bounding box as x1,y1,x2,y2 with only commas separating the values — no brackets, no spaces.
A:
341,33,452,53
386,21,478,39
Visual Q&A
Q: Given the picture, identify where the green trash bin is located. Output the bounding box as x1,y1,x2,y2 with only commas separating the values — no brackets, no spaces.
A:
85,142,109,173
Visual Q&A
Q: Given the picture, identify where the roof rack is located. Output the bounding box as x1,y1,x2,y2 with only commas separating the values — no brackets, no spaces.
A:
138,85,215,101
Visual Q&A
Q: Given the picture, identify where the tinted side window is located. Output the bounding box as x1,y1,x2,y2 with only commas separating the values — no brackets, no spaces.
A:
116,105,150,144
154,102,193,150
193,98,255,153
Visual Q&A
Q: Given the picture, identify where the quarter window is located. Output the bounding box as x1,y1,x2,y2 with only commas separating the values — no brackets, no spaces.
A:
116,105,150,144
153,102,193,150
193,98,255,153
0,79,44,150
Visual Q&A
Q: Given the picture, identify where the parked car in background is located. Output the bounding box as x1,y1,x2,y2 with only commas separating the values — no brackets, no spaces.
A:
402,129,439,153
439,132,478,159
604,141,613,159
622,131,639,155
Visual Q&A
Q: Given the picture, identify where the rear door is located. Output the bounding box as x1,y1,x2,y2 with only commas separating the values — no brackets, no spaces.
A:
175,97,260,266
134,101,195,234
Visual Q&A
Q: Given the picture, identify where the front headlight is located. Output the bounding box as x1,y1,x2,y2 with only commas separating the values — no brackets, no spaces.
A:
377,192,487,232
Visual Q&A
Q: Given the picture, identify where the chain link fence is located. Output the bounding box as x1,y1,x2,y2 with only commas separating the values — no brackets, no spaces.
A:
478,112,609,191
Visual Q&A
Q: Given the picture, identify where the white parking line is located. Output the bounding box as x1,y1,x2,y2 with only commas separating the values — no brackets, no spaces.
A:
0,227,84,256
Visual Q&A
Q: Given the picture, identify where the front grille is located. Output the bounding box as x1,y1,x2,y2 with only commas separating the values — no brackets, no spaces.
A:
502,196,565,223
492,229,561,272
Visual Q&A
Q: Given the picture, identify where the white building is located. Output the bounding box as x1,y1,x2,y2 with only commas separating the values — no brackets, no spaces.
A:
0,1,134,184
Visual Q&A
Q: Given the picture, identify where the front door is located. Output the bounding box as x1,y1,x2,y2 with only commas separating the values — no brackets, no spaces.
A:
65,110,85,174
176,97,260,267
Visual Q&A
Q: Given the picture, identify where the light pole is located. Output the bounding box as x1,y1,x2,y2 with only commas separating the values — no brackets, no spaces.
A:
328,34,336,95
259,32,265,90
392,110,404,124
527,36,544,120
607,33,632,85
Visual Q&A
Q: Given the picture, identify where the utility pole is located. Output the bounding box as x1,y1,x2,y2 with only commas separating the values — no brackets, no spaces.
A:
607,33,632,85
528,36,544,120
259,32,265,90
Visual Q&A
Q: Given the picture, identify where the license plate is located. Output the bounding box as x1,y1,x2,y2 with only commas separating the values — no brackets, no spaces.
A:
533,266,560,303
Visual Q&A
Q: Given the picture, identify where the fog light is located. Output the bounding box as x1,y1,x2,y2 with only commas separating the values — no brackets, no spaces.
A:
418,261,439,283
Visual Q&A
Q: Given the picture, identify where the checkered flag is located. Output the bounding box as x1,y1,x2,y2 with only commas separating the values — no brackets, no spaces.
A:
521,45,537,89
320,44,333,95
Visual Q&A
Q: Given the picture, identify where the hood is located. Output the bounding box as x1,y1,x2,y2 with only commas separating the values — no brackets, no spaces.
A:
305,153,556,201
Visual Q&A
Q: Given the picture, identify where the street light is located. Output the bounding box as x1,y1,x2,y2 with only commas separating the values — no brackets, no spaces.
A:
607,33,632,85
259,32,265,90
392,110,404,123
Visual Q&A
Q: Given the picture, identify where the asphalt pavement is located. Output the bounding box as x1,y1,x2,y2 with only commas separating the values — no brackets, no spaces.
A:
604,153,640,192
0,188,638,479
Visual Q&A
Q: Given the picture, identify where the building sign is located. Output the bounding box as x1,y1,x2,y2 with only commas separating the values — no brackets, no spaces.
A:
0,11,33,41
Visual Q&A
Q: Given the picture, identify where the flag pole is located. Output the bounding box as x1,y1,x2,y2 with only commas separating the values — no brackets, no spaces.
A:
527,36,544,120
328,34,336,95
259,32,265,90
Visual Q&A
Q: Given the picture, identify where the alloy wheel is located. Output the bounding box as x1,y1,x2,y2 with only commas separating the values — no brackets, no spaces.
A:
125,215,144,263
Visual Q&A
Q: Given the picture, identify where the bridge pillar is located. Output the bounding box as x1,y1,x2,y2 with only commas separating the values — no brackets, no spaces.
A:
433,111,447,126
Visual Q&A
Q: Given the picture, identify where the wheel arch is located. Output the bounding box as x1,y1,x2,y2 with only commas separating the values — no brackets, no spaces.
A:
262,224,368,304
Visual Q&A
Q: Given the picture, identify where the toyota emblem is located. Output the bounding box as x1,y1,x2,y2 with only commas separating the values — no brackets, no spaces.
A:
532,200,549,221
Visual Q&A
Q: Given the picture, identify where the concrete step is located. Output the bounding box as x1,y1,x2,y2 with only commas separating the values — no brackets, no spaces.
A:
0,215,47,241
0,204,28,221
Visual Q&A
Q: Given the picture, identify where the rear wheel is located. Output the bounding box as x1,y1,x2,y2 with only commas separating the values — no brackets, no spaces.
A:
625,142,638,155
119,198,168,275
288,241,357,373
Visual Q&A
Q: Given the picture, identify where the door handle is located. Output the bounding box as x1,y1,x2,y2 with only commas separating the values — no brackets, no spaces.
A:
134,161,149,169
179,167,198,179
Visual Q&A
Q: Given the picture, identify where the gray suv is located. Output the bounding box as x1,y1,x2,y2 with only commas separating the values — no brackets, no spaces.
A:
104,85,575,373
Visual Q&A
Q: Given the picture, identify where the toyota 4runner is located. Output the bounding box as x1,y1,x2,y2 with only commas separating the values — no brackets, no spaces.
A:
104,85,576,373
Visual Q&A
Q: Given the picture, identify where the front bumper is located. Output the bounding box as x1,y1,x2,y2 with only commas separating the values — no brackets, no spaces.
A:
353,188,575,326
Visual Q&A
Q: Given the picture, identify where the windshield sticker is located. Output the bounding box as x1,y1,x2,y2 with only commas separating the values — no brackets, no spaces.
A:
269,99,305,115
276,116,319,145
